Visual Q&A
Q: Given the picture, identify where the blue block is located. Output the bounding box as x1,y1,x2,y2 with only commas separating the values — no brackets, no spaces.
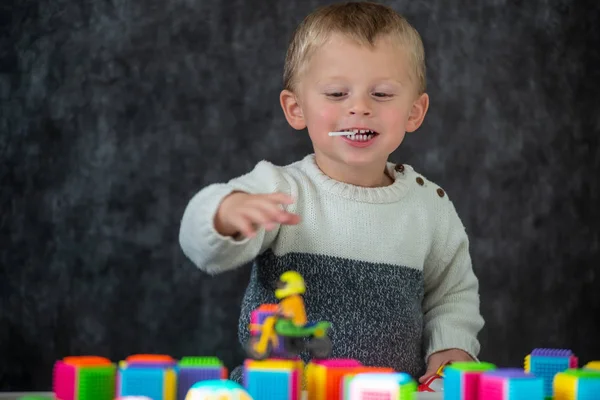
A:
443,368,461,400
119,368,165,400
578,378,600,399
245,370,292,400
507,376,544,400
530,356,572,396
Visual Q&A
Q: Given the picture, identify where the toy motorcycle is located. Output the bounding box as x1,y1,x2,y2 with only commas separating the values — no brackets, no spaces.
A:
245,270,333,360
245,313,332,360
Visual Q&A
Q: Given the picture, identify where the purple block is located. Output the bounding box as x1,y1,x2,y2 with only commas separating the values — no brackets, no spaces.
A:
251,309,286,356
531,348,573,357
126,362,176,368
485,368,532,378
177,367,222,400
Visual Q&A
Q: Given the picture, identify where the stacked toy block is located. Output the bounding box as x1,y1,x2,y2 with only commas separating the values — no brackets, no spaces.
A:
478,368,543,400
444,361,496,400
249,304,286,357
53,355,116,400
117,354,177,400
342,372,416,399
583,361,600,371
553,368,600,400
524,348,578,398
305,358,394,400
243,358,303,400
177,357,228,400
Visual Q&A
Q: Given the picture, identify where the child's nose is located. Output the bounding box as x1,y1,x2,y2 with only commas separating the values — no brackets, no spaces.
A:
348,96,372,116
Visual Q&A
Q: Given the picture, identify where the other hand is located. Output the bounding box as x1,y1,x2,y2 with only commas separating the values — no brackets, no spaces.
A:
214,191,301,238
419,348,474,383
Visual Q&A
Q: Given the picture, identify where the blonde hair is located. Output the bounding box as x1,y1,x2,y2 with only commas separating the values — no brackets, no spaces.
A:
283,1,426,94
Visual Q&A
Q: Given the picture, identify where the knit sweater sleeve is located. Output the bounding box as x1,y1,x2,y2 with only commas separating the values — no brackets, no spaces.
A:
178,161,293,275
422,197,485,361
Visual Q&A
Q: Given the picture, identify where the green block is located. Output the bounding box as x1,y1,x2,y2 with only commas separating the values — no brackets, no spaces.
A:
179,356,223,367
17,396,53,400
563,368,600,378
447,361,496,372
78,365,116,400
399,380,417,399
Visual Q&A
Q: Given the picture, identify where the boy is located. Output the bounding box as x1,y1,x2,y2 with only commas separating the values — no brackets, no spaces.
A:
179,1,484,384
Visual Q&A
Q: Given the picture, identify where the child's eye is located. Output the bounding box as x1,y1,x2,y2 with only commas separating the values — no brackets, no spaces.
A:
373,92,393,98
326,92,346,98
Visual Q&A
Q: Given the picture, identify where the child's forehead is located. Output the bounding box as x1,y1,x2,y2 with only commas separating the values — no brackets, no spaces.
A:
302,33,411,76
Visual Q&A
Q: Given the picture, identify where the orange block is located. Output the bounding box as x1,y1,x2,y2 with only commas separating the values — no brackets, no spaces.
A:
63,356,112,366
125,354,175,363
306,359,394,400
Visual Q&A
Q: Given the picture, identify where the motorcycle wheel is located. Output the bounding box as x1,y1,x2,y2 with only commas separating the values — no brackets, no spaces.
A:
284,337,305,355
308,336,332,359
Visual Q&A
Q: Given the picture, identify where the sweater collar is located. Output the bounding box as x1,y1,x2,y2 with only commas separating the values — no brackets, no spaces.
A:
299,154,411,203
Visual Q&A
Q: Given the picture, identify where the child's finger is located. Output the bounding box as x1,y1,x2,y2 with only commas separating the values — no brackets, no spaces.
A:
239,207,274,230
233,216,256,238
253,201,300,225
263,192,295,205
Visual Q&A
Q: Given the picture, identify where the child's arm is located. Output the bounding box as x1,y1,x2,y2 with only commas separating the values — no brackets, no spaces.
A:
422,198,485,362
179,161,297,275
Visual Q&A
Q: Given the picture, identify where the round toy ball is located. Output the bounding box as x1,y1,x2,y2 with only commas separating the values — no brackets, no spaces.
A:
185,379,254,400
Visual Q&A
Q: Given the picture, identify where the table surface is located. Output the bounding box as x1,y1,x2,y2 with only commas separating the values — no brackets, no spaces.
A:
0,392,443,400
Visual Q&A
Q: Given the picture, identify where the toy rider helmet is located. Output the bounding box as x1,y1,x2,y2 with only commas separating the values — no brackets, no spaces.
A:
275,271,306,299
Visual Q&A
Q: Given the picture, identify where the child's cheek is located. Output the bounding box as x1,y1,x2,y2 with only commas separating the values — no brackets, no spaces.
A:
315,102,341,124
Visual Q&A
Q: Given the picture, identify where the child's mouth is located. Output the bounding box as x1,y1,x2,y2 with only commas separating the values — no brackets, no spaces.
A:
336,128,379,141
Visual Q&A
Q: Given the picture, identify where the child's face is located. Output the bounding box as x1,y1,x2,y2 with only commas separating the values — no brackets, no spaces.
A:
281,32,428,181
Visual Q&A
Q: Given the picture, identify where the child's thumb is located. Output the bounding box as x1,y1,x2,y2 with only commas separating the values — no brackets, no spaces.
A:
418,364,439,383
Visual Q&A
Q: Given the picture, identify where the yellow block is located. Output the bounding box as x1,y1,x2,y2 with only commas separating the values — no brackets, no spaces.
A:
553,371,577,400
524,354,531,373
584,361,600,371
245,359,303,370
164,368,177,400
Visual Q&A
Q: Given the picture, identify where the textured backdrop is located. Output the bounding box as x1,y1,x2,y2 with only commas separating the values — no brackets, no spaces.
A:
1,0,599,391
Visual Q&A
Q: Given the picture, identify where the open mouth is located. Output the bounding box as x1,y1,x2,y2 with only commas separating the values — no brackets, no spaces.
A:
338,128,379,142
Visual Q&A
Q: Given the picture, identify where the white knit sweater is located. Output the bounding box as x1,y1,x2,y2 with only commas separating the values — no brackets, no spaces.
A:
179,153,484,377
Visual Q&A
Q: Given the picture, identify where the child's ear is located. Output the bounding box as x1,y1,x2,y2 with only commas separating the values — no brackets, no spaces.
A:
406,92,429,132
280,89,306,130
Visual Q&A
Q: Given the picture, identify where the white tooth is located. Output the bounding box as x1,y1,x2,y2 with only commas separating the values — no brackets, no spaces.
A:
353,129,359,134
359,129,365,134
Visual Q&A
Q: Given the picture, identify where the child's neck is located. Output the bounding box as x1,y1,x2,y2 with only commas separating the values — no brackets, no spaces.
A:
314,154,394,188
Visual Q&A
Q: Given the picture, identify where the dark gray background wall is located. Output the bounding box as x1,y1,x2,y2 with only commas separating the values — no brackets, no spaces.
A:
1,0,599,391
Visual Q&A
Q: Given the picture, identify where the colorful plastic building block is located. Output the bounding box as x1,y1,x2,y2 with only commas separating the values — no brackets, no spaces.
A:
343,372,417,399
525,348,578,398
243,358,303,400
444,361,496,400
478,368,543,400
583,361,600,371
305,358,394,400
116,354,177,400
177,357,228,400
184,379,253,400
553,368,600,400
245,271,332,361
52,355,116,400
249,304,287,357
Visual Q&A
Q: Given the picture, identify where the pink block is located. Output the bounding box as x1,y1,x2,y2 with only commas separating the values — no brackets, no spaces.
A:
478,374,504,400
311,359,362,368
570,356,578,368
463,372,484,400
53,361,76,400
291,367,299,400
